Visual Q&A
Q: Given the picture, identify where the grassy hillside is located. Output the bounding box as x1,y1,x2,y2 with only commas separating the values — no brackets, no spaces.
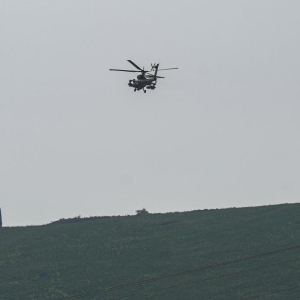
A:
1,204,300,299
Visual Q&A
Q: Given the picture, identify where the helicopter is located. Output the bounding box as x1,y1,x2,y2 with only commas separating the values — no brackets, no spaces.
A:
109,60,178,93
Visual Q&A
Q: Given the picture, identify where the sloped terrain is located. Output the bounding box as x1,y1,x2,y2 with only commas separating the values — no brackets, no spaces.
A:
1,203,300,299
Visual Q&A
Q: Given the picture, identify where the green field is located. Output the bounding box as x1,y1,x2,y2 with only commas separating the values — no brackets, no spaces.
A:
1,203,300,299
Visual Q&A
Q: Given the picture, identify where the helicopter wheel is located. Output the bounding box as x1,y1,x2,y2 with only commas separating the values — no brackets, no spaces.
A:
134,89,136,92
144,90,146,93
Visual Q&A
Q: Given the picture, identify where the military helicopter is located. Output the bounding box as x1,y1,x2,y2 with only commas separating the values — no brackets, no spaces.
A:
109,60,178,93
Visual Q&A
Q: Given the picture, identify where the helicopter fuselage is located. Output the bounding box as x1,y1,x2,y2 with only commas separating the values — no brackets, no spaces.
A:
128,75,156,91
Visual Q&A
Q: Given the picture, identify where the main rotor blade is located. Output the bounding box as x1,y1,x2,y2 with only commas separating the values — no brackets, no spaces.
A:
109,69,140,72
157,67,178,71
127,60,143,71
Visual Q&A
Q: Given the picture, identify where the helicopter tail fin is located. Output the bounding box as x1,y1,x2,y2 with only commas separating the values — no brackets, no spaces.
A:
153,63,159,79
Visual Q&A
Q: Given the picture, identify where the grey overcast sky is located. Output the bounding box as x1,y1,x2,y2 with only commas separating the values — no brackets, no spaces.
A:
1,1,299,226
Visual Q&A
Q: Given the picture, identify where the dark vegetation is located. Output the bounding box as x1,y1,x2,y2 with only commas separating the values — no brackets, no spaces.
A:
136,208,149,215
0,204,300,299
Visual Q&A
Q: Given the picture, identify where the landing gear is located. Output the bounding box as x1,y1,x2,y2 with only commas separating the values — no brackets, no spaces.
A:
144,89,146,93
134,88,136,92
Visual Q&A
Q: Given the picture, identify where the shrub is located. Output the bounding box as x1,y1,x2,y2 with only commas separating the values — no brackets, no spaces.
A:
136,208,149,216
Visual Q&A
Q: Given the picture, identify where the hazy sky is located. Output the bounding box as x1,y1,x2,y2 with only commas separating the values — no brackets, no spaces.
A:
1,1,299,226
